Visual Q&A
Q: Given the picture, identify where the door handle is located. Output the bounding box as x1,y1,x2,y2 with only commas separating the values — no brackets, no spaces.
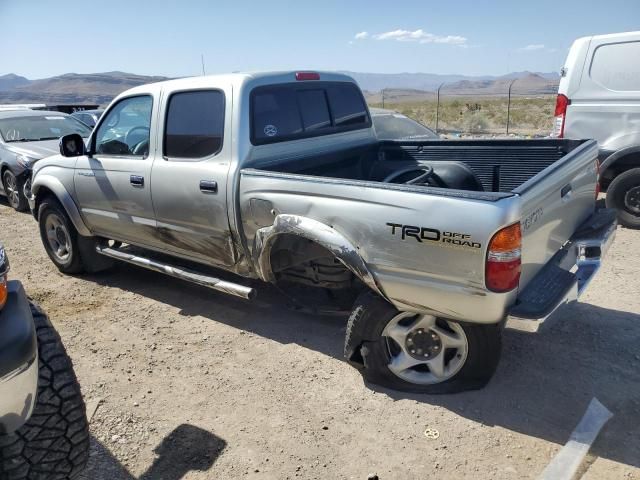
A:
130,175,144,187
561,183,572,198
199,180,218,194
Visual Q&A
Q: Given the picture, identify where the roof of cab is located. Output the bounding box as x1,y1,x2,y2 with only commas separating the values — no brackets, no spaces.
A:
115,71,359,98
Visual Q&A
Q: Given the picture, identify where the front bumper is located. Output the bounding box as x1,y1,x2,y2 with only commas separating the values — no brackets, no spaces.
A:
0,281,38,434
507,208,617,332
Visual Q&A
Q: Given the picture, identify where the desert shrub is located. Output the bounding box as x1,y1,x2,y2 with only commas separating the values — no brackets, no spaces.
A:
462,112,490,133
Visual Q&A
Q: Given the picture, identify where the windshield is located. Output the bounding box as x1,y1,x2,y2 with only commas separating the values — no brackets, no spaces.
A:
0,114,92,142
373,114,438,140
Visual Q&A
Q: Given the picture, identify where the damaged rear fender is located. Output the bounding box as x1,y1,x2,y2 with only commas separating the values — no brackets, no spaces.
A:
253,214,388,301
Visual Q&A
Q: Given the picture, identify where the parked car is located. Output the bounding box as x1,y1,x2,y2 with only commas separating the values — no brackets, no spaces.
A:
0,243,89,478
29,71,615,394
71,109,104,129
553,30,640,228
0,110,92,211
370,107,438,140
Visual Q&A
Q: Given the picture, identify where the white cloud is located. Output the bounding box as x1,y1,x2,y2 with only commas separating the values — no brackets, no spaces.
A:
353,28,467,46
374,29,467,45
520,44,546,51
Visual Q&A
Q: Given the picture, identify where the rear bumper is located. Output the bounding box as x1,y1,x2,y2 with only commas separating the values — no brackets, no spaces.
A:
507,208,617,331
0,281,38,434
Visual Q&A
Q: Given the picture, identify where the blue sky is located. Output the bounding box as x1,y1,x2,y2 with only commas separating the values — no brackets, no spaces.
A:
1,0,638,79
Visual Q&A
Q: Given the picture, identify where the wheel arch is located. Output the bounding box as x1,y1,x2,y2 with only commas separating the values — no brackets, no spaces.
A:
254,214,388,301
600,146,640,183
32,174,92,237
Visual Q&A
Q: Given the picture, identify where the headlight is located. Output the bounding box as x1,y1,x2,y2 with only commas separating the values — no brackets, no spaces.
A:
0,246,8,311
16,154,34,169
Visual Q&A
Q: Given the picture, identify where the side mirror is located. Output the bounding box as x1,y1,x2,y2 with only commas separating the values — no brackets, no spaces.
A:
59,134,86,157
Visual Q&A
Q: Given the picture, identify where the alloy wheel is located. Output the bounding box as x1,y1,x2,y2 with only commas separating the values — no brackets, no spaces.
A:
382,312,469,385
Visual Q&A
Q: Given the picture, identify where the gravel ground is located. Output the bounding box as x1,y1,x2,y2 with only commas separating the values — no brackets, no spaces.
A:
1,199,639,480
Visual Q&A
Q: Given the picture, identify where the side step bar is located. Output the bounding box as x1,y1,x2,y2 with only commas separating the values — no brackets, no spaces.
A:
96,246,256,300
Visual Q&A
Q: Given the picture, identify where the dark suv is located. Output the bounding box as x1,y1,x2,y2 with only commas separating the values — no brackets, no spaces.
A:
0,244,89,479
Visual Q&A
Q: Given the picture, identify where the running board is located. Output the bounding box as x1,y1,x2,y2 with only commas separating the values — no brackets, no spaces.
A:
95,246,256,300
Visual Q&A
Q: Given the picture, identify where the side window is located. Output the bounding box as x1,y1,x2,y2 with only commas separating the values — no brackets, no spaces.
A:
94,96,153,156
327,84,369,126
590,41,640,92
164,90,225,159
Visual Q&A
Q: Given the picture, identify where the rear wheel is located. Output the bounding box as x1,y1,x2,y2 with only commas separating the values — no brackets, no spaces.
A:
2,170,28,212
344,292,502,393
0,303,90,479
606,168,640,229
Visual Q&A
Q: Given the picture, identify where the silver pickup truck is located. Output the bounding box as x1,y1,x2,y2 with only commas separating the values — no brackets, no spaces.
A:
28,71,616,393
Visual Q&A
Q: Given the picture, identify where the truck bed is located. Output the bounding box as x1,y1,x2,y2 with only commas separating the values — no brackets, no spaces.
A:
249,138,588,195
240,137,598,322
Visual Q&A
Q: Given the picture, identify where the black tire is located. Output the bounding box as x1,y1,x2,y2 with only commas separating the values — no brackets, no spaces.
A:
37,198,112,274
344,292,502,394
0,303,90,479
605,168,640,229
2,170,28,212
38,199,84,274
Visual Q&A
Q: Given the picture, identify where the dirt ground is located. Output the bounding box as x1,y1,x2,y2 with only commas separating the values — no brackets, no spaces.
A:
1,198,639,480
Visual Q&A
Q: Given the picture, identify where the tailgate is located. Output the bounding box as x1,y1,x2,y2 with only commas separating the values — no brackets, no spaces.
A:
514,140,599,288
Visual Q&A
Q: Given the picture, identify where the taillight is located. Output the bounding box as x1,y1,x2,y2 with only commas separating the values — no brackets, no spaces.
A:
595,160,601,199
551,94,570,138
0,274,7,311
0,246,7,310
295,71,320,81
486,223,522,293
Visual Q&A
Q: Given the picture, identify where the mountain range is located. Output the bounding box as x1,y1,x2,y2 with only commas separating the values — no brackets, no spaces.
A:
0,70,559,106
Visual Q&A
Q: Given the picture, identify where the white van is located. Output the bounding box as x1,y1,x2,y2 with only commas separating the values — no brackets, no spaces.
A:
553,31,640,228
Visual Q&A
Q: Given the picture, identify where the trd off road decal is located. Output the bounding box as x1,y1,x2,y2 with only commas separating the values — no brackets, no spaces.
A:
386,223,482,251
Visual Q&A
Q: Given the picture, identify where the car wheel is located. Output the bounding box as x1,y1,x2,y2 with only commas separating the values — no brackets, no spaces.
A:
2,170,28,212
0,302,89,479
38,197,113,274
344,292,502,393
38,199,84,274
605,168,640,229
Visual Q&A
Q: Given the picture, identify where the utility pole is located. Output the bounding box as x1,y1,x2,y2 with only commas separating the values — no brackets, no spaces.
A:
381,88,385,108
435,82,445,133
506,78,517,135
201,54,206,76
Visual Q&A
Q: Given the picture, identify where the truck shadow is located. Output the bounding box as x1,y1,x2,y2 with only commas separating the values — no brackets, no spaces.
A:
80,424,226,480
88,264,640,469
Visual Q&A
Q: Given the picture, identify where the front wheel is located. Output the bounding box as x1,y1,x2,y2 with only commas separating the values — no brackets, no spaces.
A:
605,168,640,229
38,198,113,274
344,292,502,394
2,170,28,212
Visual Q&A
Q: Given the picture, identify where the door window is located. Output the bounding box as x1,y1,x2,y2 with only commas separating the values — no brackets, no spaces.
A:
164,90,225,159
94,96,153,156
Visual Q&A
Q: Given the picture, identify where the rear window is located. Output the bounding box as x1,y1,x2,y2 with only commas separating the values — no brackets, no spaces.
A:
251,82,370,145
